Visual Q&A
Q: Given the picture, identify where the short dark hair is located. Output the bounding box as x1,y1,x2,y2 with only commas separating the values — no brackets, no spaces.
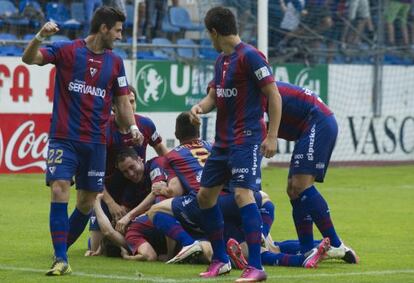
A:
115,147,139,167
101,237,121,257
90,6,126,34
128,85,137,96
204,6,237,36
175,112,200,142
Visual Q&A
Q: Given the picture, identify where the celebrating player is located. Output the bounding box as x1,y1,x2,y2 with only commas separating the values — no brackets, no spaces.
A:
22,6,143,276
190,6,282,282
274,81,359,263
89,84,168,252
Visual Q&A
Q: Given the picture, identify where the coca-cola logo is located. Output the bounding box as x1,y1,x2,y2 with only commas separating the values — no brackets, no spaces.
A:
2,120,49,171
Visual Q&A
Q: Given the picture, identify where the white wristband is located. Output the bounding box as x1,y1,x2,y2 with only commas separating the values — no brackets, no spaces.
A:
130,125,139,132
35,32,46,42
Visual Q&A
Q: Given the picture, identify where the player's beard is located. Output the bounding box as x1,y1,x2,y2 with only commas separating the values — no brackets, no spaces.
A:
102,33,114,50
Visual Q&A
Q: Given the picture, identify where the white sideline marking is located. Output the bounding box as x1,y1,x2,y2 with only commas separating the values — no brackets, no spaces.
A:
1,265,414,282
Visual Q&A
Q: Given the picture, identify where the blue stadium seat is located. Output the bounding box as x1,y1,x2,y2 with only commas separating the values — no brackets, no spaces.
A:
177,38,198,59
0,33,23,57
23,33,36,40
137,50,160,60
200,38,219,60
0,0,18,17
0,0,30,27
70,2,85,26
168,6,203,31
50,35,70,42
113,48,128,59
0,33,17,40
46,2,81,30
0,45,24,56
152,37,175,60
161,13,180,33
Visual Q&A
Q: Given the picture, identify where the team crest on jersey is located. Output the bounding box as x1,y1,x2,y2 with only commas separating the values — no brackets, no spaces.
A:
89,67,98,77
135,64,167,107
48,166,56,175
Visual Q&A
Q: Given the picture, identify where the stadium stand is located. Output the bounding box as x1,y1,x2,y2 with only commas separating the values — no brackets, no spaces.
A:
0,0,412,63
176,38,198,58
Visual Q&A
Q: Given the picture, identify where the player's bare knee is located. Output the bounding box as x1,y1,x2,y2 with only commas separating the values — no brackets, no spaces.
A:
234,188,255,207
260,191,270,205
197,189,213,208
50,180,70,202
286,185,298,200
77,191,99,214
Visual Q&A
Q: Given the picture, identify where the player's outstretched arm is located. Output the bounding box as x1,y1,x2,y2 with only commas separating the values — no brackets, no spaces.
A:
22,22,59,65
94,194,129,249
190,87,216,125
261,83,282,158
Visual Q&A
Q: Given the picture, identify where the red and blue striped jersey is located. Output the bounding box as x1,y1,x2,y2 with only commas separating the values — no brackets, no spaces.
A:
165,139,212,194
212,42,274,148
40,39,129,144
105,114,163,179
276,81,333,141
108,157,166,209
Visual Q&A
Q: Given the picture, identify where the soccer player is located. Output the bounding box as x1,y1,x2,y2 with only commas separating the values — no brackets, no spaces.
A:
22,7,143,276
190,7,282,282
89,84,167,251
274,81,359,263
85,149,174,260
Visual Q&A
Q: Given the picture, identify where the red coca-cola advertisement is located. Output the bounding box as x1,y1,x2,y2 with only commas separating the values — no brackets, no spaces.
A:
0,114,50,173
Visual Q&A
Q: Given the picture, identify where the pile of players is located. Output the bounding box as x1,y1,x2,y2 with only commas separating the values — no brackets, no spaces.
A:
84,83,359,275
22,5,358,282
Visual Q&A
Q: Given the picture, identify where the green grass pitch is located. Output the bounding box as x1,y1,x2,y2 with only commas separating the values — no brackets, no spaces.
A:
1,165,414,282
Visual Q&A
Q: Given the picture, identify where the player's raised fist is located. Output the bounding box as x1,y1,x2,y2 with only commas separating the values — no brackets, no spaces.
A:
39,22,60,38
190,104,202,126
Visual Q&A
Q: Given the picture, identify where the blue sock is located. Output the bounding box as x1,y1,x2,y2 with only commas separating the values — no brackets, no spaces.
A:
153,212,194,246
240,203,263,270
291,198,314,253
260,201,275,238
67,207,91,249
50,202,69,262
200,204,228,263
300,186,342,247
261,251,305,267
275,240,321,255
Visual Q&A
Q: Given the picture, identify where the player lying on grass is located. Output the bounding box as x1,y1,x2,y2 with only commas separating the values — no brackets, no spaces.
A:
87,193,213,262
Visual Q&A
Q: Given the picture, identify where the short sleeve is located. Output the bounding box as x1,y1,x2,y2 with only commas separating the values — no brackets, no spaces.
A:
137,116,163,146
113,57,129,97
39,41,69,65
149,157,168,184
244,49,275,88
